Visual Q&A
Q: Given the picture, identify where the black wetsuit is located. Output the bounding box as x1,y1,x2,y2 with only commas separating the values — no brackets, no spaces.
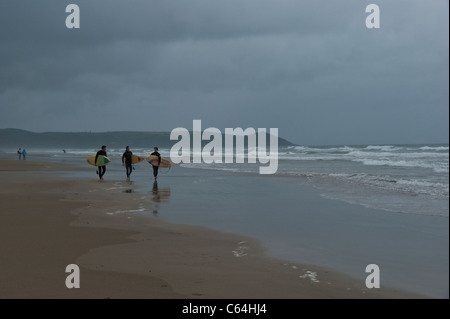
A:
151,151,161,178
122,150,133,177
95,150,107,179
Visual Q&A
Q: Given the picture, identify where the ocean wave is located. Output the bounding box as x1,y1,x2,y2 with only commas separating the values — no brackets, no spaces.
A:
396,179,448,190
287,145,356,154
280,145,449,169
310,172,449,198
278,149,448,173
278,155,344,161
282,151,447,160
351,158,448,173
285,144,448,155
347,150,447,158
433,167,449,173
364,145,400,151
319,192,449,218
419,146,449,151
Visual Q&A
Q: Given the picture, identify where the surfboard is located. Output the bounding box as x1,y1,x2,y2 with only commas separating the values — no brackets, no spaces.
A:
131,154,145,164
86,155,111,166
146,155,172,168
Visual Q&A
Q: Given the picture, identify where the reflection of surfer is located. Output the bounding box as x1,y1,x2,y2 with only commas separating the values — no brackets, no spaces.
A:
152,181,160,202
150,147,161,181
95,145,107,182
152,182,159,214
151,181,170,204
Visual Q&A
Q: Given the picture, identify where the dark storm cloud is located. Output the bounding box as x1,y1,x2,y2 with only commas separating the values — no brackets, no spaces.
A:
0,0,448,144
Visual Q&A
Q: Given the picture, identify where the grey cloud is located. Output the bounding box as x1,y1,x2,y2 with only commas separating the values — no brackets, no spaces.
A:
0,0,448,145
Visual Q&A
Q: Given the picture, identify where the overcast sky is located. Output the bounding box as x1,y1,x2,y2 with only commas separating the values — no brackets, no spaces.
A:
0,0,448,145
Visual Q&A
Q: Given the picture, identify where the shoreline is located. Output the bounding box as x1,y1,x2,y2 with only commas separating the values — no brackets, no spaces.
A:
0,159,426,298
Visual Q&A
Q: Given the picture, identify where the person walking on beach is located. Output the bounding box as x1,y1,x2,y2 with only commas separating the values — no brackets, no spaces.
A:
150,147,161,181
22,149,27,160
122,146,133,182
95,145,107,182
17,148,22,160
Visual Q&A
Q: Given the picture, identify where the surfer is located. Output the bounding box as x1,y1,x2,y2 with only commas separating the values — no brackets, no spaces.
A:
122,146,133,182
95,145,107,182
17,148,22,160
22,149,27,160
150,147,161,181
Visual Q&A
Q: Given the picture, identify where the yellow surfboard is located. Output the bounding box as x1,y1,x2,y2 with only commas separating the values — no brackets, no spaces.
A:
131,154,145,164
86,155,111,166
146,155,172,168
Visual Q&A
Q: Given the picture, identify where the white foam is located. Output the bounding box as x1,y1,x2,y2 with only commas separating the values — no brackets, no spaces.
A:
289,146,356,153
278,155,343,161
232,245,249,257
299,270,319,283
352,158,447,173
420,146,449,151
106,204,146,215
364,145,399,151
328,172,448,198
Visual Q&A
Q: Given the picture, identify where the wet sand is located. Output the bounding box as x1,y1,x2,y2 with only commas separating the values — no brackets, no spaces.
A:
0,159,424,298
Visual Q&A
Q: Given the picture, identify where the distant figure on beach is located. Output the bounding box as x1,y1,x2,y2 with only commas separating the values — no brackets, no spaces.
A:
63,149,66,154
95,145,107,182
17,148,22,160
22,149,27,160
122,146,133,182
151,147,161,181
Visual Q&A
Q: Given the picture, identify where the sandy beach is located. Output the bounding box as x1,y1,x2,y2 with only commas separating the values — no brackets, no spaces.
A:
0,159,424,299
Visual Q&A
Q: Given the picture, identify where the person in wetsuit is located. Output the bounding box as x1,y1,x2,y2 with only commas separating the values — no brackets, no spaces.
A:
95,145,107,182
150,147,161,181
122,146,133,182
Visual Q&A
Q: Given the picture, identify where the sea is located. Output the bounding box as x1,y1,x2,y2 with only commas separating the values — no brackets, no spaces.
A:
3,143,448,297
182,144,449,217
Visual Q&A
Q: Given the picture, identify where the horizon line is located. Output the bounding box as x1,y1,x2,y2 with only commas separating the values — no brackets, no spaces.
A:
1,128,448,147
